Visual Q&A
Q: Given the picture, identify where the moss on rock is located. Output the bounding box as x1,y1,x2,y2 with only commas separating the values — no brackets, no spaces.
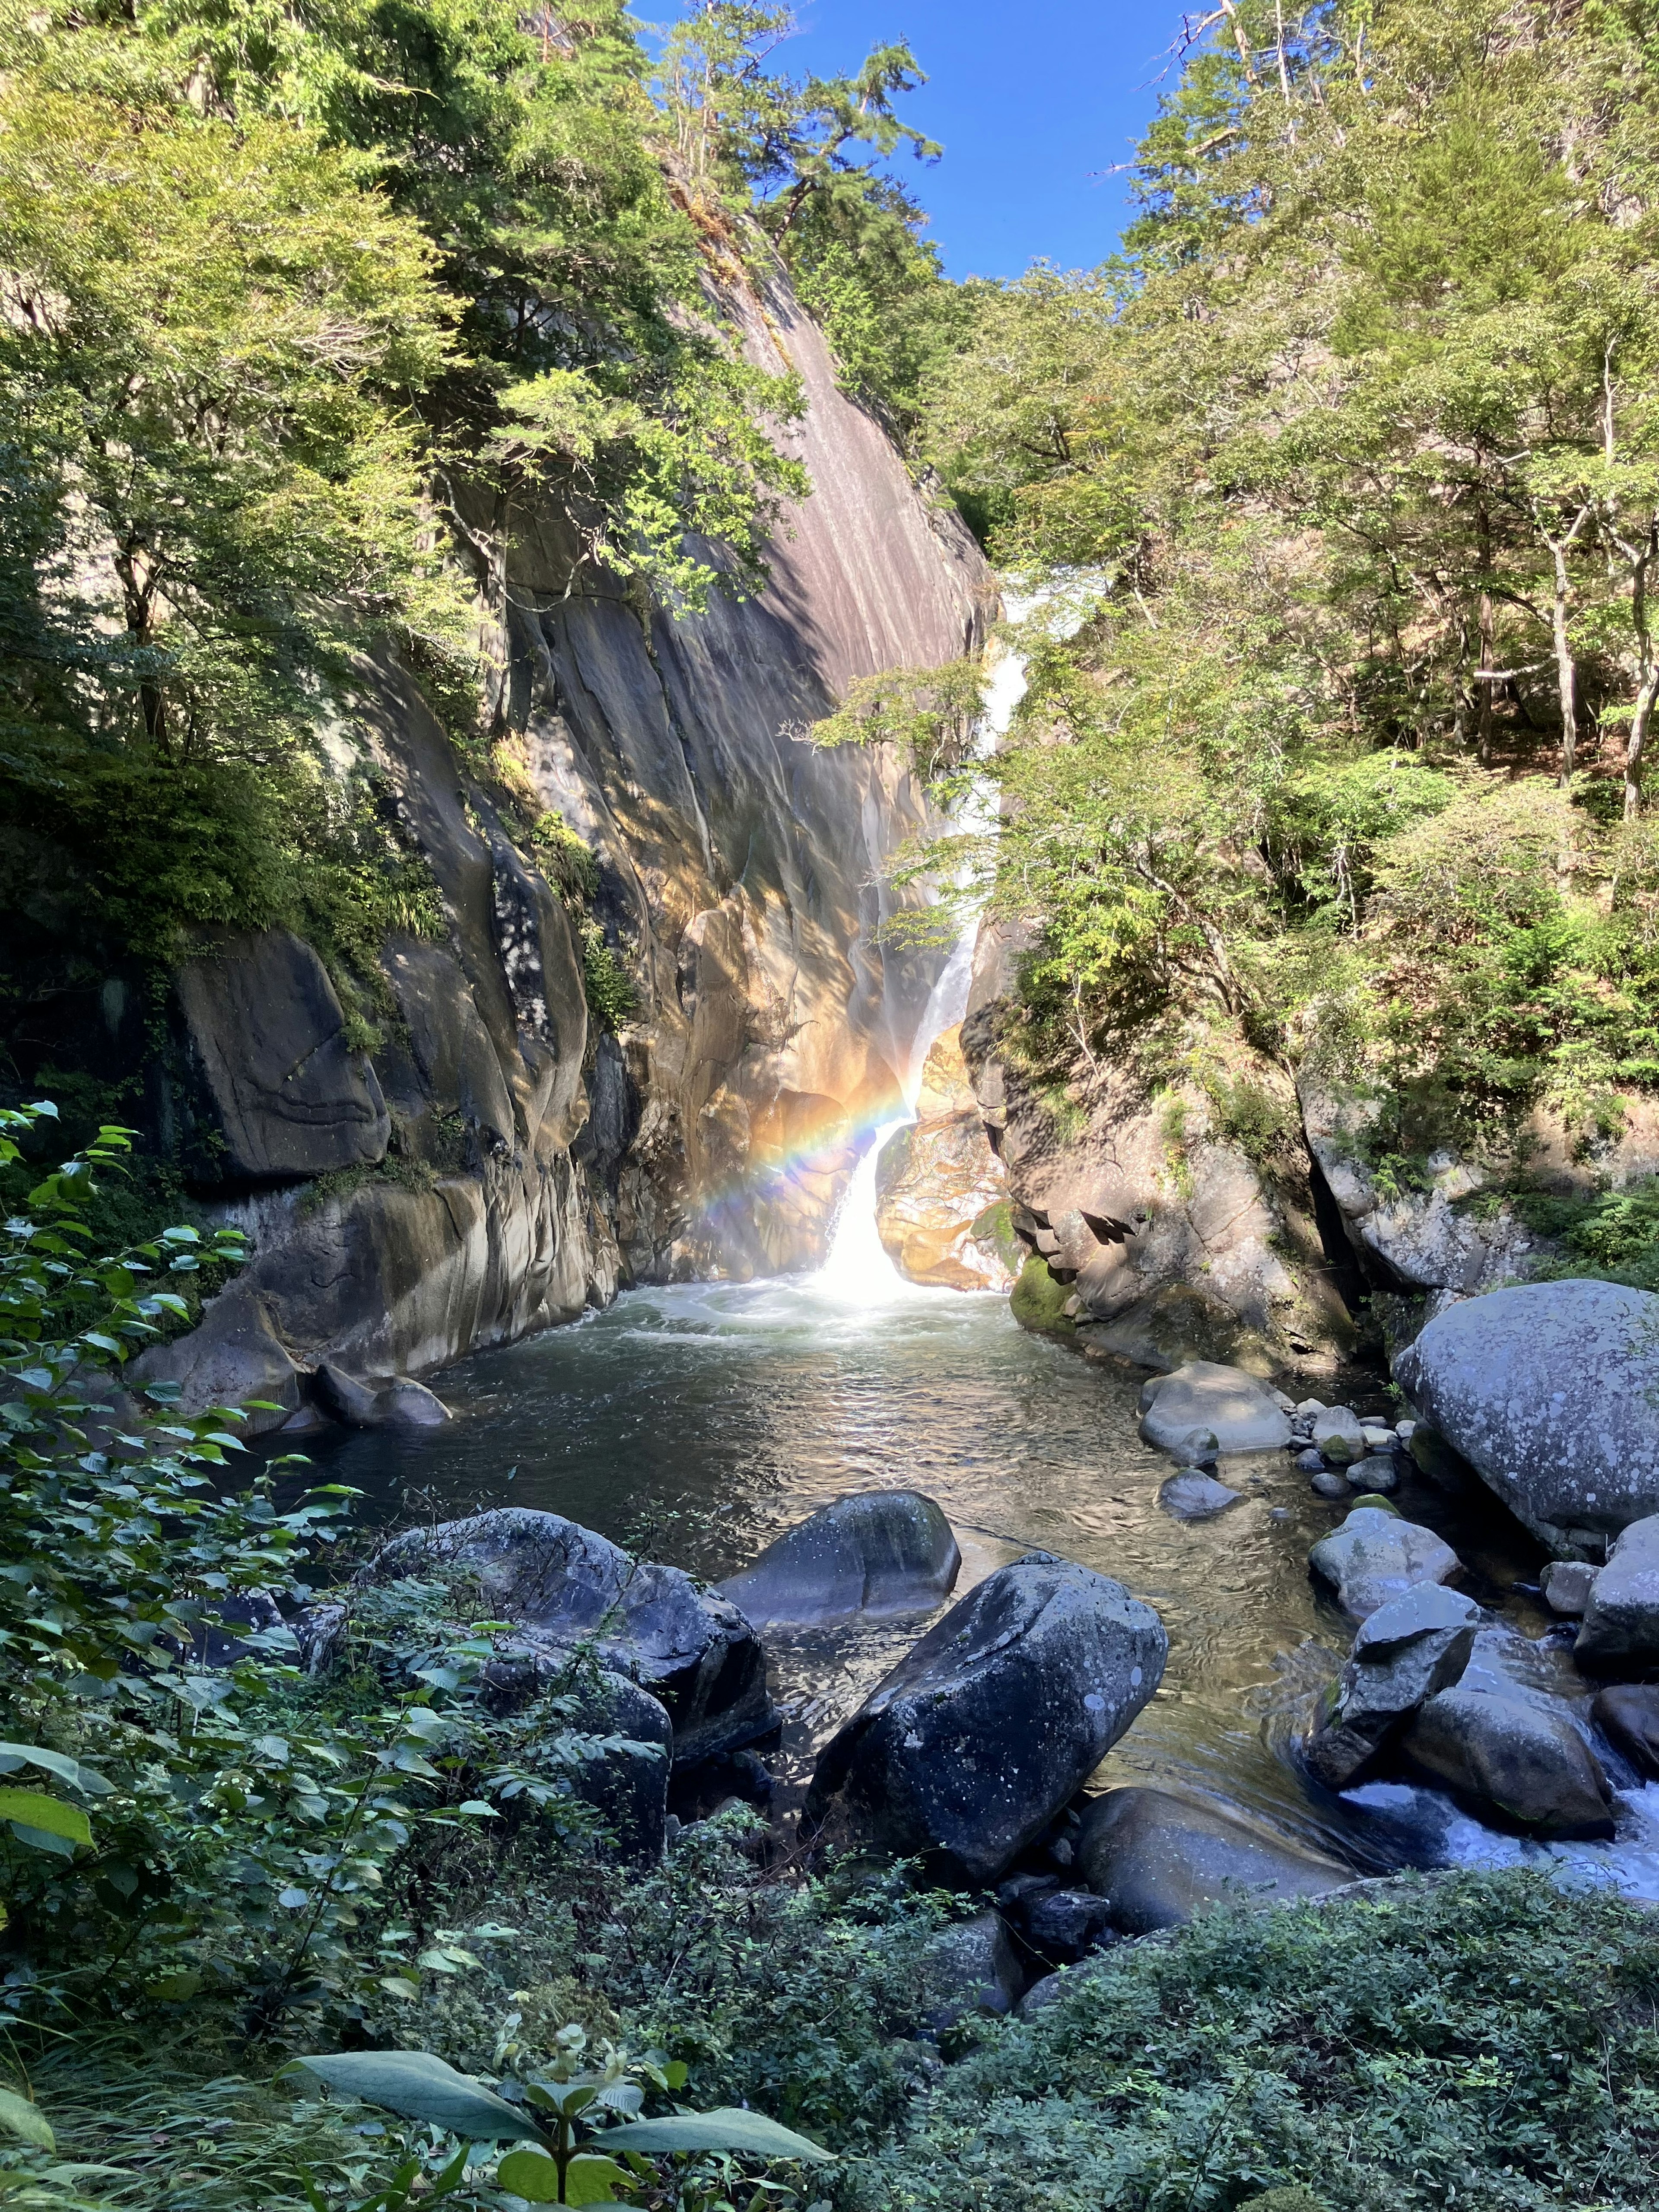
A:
1010,1252,1074,1334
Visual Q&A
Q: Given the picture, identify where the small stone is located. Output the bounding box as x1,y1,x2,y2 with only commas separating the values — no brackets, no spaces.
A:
1543,1560,1598,1618
1270,1507,1291,1521
1347,1455,1398,1493
1295,1399,1328,1418
1295,1449,1326,1474
1024,1886,1115,1960
1311,1470,1350,1500
1395,1419,1417,1443
1362,1426,1397,1452
1313,1406,1367,1466
1176,1426,1221,1465
1159,1471,1243,1522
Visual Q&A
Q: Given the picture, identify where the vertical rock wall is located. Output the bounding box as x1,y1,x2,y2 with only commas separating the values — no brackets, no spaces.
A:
133,257,992,1421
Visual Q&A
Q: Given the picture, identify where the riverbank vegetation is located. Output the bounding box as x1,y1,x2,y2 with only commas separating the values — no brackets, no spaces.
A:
823,0,1659,1179
5,1103,1659,2212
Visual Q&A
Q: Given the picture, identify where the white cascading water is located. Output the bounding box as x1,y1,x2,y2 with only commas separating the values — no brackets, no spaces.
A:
816,618,1036,1302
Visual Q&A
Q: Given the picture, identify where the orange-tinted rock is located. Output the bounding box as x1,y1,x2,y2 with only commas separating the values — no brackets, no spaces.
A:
874,1109,1014,1290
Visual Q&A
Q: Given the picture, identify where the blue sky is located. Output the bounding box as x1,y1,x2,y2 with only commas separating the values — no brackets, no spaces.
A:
766,0,1194,279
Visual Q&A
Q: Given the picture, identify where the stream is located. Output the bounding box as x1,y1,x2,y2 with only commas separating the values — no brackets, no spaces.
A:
307,1176,1659,1899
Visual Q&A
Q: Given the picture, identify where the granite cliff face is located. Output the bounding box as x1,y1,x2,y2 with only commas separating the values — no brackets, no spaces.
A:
127,257,990,1426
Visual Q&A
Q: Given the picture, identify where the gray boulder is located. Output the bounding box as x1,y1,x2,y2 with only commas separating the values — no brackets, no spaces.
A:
312,1364,453,1430
1576,1515,1659,1670
1138,1363,1291,1455
1076,1787,1349,1934
1313,1407,1366,1465
1543,1561,1598,1617
1306,1586,1482,1790
1592,1684,1659,1780
918,1913,1024,2035
1394,1280,1659,1550
801,1552,1167,1887
175,929,391,1184
1309,1506,1461,1621
1403,1683,1615,1839
1158,1471,1243,1522
716,1491,960,1627
365,1509,772,1764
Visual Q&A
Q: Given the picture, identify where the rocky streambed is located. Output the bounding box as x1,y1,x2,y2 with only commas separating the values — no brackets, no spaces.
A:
292,1268,1659,2028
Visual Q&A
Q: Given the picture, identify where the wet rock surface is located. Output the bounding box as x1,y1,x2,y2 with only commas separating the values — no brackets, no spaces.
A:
801,1552,1167,1886
1394,1281,1659,1550
1158,1471,1243,1522
366,1508,773,1764
1309,1506,1462,1621
1576,1516,1659,1670
1139,1363,1292,1455
1592,1684,1659,1780
1306,1586,1483,1791
717,1491,961,1627
1076,1786,1349,1933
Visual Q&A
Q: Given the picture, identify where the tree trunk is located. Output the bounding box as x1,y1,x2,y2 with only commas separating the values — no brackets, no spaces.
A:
1549,537,1578,786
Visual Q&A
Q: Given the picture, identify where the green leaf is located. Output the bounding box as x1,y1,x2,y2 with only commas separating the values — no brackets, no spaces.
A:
285,2054,543,2142
563,2155,631,2205
0,1744,112,1795
0,2089,54,2151
495,2151,563,2202
599,2112,834,2162
0,1790,91,1848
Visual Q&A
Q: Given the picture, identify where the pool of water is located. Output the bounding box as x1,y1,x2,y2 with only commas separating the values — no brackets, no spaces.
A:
295,1252,1659,1891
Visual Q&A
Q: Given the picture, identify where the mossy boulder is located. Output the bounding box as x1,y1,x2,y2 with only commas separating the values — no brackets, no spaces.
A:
1010,1252,1074,1333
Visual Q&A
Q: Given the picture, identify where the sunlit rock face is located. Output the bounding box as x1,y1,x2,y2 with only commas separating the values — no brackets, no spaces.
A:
132,257,992,1417
959,924,1357,1373
874,1028,1014,1292
493,266,992,1283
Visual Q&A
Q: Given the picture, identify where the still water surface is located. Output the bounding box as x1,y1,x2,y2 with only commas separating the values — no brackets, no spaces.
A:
303,1252,1659,1895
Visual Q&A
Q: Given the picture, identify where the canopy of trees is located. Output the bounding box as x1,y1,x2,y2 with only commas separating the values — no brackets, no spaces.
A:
828,0,1659,1166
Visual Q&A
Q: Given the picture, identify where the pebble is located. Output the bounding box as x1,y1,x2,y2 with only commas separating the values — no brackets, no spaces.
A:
1294,1398,1328,1417
1395,1418,1417,1443
1294,1448,1326,1474
1361,1426,1397,1452
1311,1470,1351,1499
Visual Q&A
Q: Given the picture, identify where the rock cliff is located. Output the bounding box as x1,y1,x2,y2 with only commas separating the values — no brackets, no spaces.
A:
96,257,990,1425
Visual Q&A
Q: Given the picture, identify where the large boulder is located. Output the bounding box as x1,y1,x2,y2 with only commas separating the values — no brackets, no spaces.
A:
1309,1506,1462,1621
801,1552,1167,1887
717,1491,961,1627
1138,1363,1291,1456
1402,1686,1615,1839
366,1509,772,1764
1575,1516,1659,1670
1400,1624,1613,1838
1592,1684,1659,1780
1305,1586,1482,1790
1075,1787,1349,1934
175,929,391,1183
1394,1281,1659,1552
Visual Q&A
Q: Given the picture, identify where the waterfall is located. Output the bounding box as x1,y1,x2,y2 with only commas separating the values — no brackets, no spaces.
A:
817,617,1040,1301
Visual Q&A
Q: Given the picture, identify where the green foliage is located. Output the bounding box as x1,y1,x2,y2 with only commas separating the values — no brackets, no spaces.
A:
1008,1254,1074,1335
857,1869,1659,2211
0,1103,642,2025
1508,1176,1659,1289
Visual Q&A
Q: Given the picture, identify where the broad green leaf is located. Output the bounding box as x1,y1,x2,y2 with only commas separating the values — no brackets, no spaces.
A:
0,2089,54,2150
0,1791,90,1848
0,1744,112,1795
599,2112,834,2162
564,2155,631,2205
494,2151,563,2202
286,2053,542,2142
